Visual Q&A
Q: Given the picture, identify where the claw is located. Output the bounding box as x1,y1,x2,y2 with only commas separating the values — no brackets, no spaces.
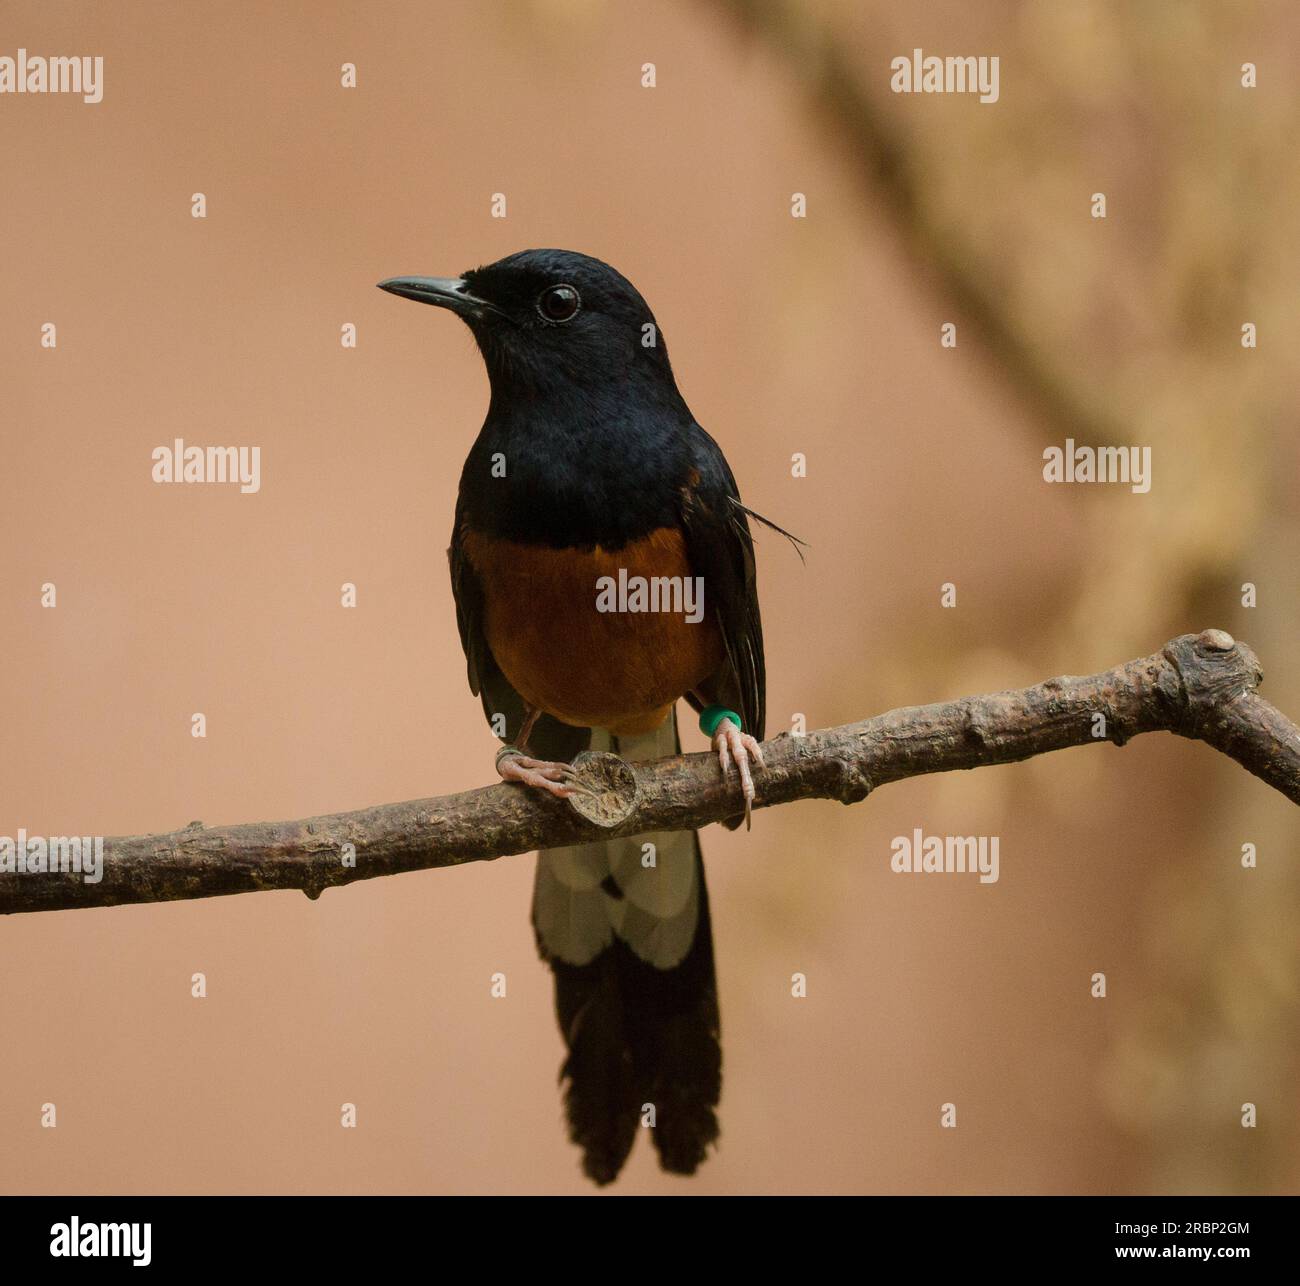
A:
710,718,764,829
496,751,598,799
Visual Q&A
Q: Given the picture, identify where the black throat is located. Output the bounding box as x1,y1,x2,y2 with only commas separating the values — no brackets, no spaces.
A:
458,371,696,551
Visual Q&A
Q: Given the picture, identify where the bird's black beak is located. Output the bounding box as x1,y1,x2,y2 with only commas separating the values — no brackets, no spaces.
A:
376,275,493,318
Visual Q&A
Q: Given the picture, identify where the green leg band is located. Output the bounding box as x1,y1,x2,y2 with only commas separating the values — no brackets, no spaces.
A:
699,706,742,738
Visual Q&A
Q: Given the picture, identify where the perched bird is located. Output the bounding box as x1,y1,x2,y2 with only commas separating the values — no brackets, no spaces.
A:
380,249,781,1184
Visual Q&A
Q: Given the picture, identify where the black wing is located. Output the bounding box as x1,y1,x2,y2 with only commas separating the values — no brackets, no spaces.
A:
678,425,766,742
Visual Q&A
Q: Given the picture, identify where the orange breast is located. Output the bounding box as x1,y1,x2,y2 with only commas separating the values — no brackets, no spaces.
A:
462,526,724,735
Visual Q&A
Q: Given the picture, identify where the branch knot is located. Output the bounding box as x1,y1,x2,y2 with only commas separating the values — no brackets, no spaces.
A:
830,752,873,804
1162,630,1262,737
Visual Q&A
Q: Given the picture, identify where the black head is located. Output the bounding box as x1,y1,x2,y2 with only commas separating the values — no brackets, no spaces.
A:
378,249,677,398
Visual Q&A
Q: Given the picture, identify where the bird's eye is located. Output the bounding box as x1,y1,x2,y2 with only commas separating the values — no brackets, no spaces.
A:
537,284,581,323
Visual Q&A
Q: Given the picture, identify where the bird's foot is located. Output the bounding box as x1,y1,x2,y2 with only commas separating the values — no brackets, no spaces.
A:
711,718,765,829
495,746,593,800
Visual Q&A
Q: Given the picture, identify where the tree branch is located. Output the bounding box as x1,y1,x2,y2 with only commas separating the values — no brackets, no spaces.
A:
3,631,1295,917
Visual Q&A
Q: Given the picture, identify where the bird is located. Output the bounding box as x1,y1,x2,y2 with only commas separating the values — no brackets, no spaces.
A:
379,248,786,1185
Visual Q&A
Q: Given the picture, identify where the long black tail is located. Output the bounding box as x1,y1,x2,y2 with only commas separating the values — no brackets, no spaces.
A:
531,715,721,1184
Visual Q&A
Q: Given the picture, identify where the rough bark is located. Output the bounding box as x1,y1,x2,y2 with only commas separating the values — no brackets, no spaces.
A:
2,631,1294,916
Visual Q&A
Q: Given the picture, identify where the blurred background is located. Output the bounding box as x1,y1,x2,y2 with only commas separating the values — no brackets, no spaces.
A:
1,0,1296,1194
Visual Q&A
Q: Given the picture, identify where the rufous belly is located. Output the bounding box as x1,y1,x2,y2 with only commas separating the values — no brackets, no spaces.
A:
462,526,724,735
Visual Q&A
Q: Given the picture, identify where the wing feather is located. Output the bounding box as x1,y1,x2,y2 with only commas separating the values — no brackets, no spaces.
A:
678,426,766,741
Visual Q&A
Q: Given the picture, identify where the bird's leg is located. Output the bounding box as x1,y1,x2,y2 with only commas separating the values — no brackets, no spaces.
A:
515,705,542,750
496,707,593,800
711,716,765,829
